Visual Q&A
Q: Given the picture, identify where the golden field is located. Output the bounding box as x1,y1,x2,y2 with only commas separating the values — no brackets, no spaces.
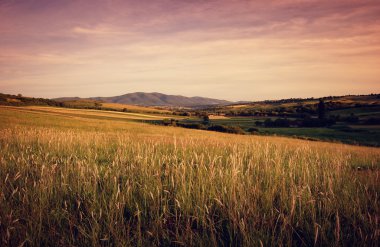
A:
0,106,379,246
0,106,180,121
58,99,172,114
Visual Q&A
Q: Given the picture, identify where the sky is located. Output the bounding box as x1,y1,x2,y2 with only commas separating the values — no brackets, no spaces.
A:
0,0,380,101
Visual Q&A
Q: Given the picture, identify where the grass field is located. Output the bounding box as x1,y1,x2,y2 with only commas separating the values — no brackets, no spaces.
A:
0,106,180,121
258,126,380,147
57,99,172,114
0,106,379,246
180,117,380,147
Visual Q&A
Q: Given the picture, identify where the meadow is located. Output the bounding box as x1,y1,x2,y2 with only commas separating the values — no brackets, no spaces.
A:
175,117,380,147
0,106,379,246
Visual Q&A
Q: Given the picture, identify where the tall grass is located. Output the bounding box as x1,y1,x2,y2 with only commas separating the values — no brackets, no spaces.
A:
0,108,379,246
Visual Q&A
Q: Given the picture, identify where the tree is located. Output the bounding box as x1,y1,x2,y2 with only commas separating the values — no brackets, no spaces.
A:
254,120,263,126
274,118,290,127
345,113,359,123
202,115,210,125
318,99,326,119
94,102,102,109
264,118,273,127
248,127,258,133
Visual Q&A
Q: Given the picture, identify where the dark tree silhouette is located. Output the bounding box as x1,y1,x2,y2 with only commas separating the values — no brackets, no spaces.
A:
318,99,326,119
202,115,210,125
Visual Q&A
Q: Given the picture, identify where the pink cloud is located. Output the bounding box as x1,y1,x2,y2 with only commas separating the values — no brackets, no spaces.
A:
0,0,379,100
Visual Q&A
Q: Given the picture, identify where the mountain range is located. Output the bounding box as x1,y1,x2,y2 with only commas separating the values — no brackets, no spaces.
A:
54,92,231,107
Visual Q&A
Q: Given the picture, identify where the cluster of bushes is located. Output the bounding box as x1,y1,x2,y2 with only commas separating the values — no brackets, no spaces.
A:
343,113,359,123
207,124,245,134
299,117,336,127
255,117,337,128
260,96,340,104
173,111,192,116
329,114,361,124
160,119,246,134
0,93,63,107
62,101,103,110
178,122,205,129
364,117,380,125
226,109,297,117
263,118,291,127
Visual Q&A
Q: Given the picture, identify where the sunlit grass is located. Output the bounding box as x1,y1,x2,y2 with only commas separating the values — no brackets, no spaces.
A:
0,107,379,246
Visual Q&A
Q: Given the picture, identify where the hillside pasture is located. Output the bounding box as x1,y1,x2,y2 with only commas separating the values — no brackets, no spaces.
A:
60,99,172,114
0,106,180,122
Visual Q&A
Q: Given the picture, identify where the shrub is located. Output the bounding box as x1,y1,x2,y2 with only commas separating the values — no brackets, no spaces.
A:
274,118,290,127
248,127,259,133
344,113,359,123
202,115,210,125
207,125,245,134
177,122,206,130
264,119,274,127
255,121,263,126
264,118,291,127
364,117,380,125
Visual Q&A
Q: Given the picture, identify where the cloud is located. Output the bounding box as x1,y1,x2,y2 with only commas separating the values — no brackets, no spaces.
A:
0,0,379,100
71,26,130,36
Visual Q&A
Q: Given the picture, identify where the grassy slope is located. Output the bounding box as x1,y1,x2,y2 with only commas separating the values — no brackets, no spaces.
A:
0,106,379,246
226,95,380,112
0,106,180,121
61,99,172,114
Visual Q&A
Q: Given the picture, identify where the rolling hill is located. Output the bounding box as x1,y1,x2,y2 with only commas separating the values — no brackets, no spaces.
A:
54,92,231,107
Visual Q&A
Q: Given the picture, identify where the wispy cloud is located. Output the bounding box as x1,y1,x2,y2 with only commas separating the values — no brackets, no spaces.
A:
0,0,379,100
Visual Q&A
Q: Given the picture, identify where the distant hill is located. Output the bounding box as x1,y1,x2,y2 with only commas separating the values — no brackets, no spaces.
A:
201,94,380,117
0,93,62,107
54,92,231,107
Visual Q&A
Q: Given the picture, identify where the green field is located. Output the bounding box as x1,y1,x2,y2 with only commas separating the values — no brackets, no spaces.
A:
259,126,380,146
178,117,380,147
0,106,379,246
